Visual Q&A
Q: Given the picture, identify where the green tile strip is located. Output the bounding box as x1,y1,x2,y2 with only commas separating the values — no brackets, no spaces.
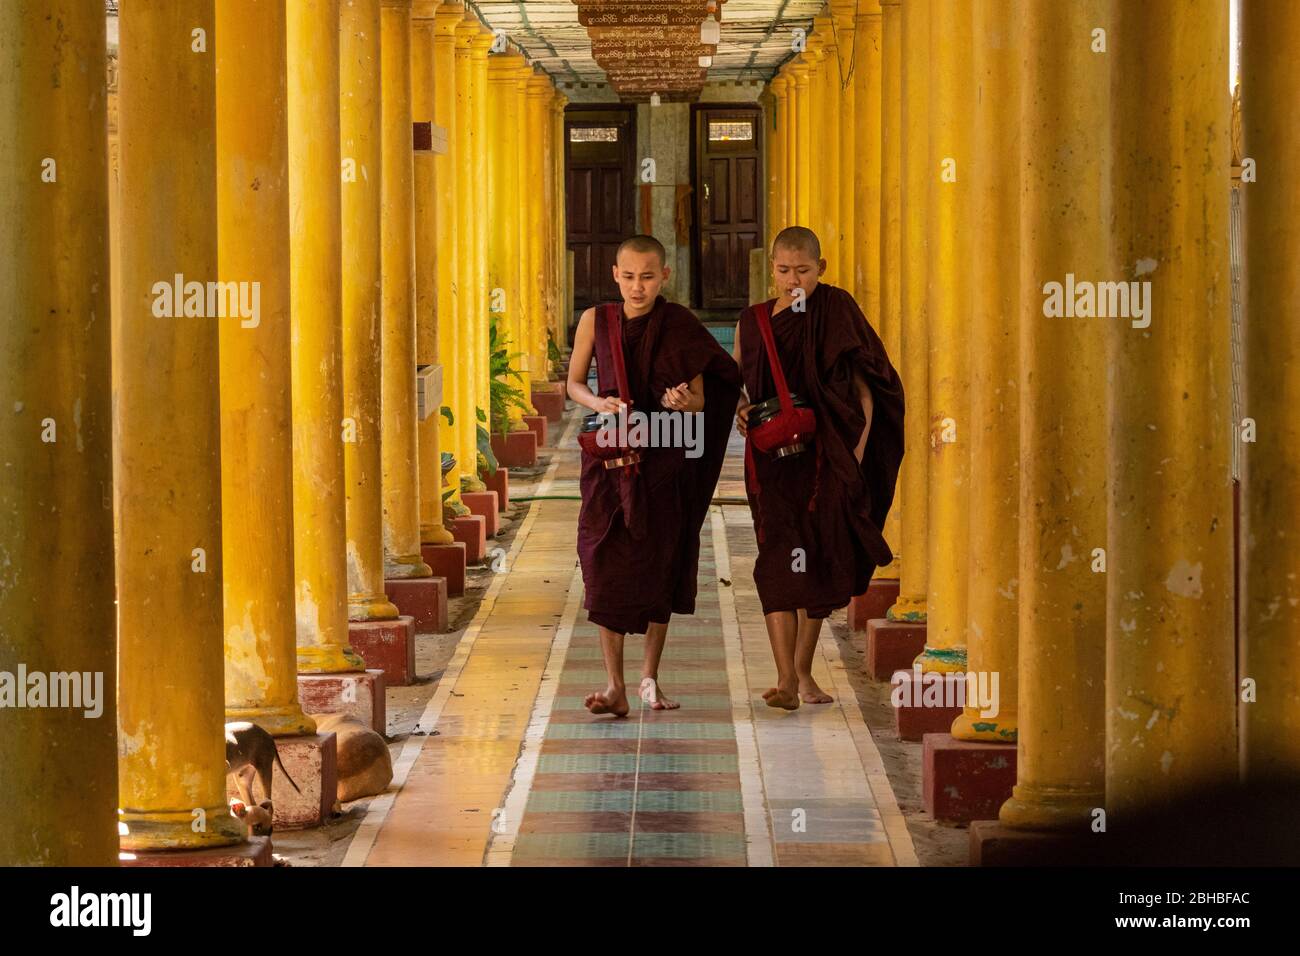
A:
514,533,748,865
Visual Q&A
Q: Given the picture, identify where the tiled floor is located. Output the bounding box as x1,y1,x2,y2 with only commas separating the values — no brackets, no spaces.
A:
344,411,916,867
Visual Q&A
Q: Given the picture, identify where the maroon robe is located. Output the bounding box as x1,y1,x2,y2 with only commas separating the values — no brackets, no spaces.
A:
738,283,905,618
577,296,742,635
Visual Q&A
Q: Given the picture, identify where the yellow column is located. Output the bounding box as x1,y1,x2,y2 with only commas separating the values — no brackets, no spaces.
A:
513,63,539,413
1106,0,1235,809
288,0,365,673
886,0,928,624
115,0,242,851
487,54,517,424
432,5,468,509
952,0,1020,743
874,0,900,580
539,81,560,376
0,1,119,864
791,61,811,226
412,1,456,546
830,3,856,299
381,0,436,578
803,40,826,273
1241,0,1300,782
768,75,789,245
552,92,570,352
916,0,972,675
455,18,486,490
218,0,315,737
526,73,554,390
341,0,404,619
471,29,494,410
812,17,840,285
781,66,798,227
999,0,1111,831
854,1,883,328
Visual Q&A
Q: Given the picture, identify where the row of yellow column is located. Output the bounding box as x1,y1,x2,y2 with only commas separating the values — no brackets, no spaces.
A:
1,0,566,864
761,0,1300,830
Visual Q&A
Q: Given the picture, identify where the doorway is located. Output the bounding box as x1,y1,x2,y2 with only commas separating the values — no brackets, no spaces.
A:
565,105,637,327
691,105,763,311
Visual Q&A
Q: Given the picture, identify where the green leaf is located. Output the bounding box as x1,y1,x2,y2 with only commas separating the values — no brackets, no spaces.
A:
476,423,499,476
440,405,454,427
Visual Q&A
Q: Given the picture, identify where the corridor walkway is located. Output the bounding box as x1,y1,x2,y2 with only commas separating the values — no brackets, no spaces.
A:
343,413,916,867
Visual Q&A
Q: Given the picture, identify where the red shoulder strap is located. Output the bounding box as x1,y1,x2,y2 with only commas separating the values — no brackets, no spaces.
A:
601,303,633,406
753,300,794,416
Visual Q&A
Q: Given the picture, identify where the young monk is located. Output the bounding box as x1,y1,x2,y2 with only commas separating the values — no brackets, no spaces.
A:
735,226,905,709
569,235,742,716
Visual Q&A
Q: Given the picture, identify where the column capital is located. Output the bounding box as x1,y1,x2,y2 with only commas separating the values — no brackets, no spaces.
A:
380,0,413,8
527,72,552,97
454,18,476,46
469,29,494,57
813,14,837,44
862,0,888,24
769,73,789,96
433,2,464,34
488,51,527,79
411,0,442,20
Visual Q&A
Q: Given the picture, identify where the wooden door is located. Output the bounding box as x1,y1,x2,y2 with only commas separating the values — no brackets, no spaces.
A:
565,106,636,315
694,106,762,310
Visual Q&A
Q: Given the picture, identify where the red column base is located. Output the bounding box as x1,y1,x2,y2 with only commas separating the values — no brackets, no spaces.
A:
227,733,338,830
970,820,1097,866
522,414,548,447
491,429,537,467
120,836,273,867
481,466,510,511
531,385,566,422
462,490,500,537
848,578,900,631
922,733,1017,824
297,670,386,733
893,669,965,741
422,541,467,597
451,514,488,563
866,619,928,681
348,615,417,685
384,576,447,634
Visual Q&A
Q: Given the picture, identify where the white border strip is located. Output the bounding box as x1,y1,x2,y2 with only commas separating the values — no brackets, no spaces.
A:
482,562,584,866
712,507,776,867
341,414,579,867
818,628,920,867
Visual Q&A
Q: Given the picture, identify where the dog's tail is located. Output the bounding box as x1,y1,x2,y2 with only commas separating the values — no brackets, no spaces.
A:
273,741,302,795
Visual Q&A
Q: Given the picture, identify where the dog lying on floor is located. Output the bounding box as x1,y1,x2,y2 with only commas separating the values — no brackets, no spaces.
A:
313,713,393,803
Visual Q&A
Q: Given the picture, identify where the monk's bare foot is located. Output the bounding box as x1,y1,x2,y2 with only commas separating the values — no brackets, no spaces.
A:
798,678,834,704
763,685,801,710
585,686,629,717
639,677,679,711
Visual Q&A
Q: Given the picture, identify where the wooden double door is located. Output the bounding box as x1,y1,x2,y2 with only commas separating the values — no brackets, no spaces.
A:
693,105,763,310
565,106,637,316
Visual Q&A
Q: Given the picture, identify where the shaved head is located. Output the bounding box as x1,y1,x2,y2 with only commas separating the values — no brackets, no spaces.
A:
772,226,822,261
616,233,667,267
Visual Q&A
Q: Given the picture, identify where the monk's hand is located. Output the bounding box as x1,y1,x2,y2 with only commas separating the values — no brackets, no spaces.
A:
660,383,689,410
595,396,628,415
735,402,751,436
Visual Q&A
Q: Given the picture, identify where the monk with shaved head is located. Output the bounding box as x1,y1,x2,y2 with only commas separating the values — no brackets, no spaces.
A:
735,226,905,709
568,234,741,716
